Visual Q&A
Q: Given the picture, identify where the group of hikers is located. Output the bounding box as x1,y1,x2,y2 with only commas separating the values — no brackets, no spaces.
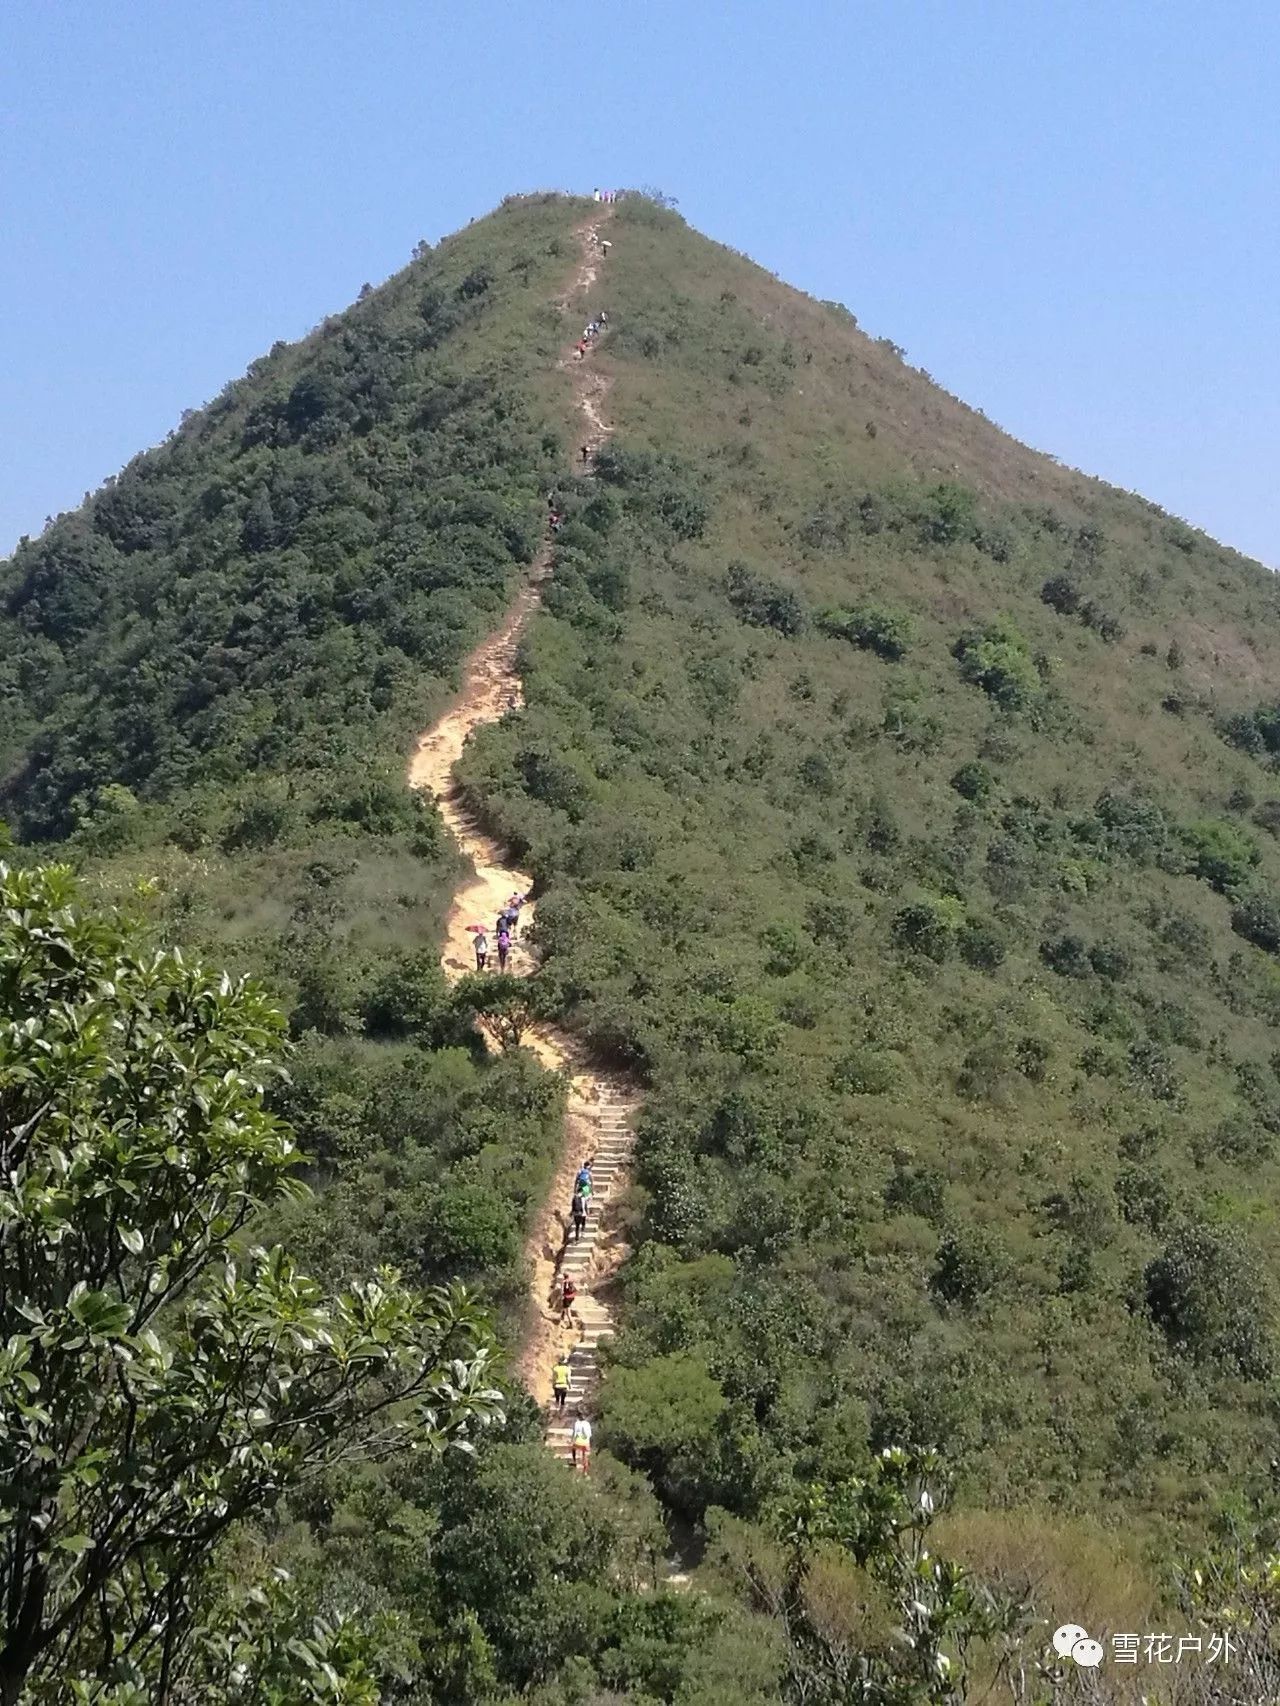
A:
570,1157,593,1241
472,892,525,973
550,1353,593,1472
574,309,608,361
545,236,622,1472
552,1169,597,1475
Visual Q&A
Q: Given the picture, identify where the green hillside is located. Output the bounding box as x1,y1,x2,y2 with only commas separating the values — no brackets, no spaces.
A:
461,198,1280,1530
6,190,1280,1696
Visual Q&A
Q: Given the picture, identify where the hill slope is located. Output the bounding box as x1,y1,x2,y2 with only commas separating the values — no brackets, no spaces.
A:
7,191,1280,1574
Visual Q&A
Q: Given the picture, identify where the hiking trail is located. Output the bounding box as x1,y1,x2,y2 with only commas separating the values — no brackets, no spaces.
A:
408,213,634,1464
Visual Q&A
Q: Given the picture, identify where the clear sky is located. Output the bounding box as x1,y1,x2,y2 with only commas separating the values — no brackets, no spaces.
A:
2,0,1277,564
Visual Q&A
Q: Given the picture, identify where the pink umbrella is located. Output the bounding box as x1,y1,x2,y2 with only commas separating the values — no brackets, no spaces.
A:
465,923,485,933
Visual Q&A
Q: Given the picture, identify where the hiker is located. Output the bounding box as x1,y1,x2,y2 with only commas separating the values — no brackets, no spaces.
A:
599,309,609,327
575,340,586,360
474,930,488,971
600,240,612,258
571,1186,588,1242
580,444,591,465
560,1274,578,1321
571,1410,592,1472
593,188,601,203
552,1358,571,1410
575,1161,593,1198
497,928,511,972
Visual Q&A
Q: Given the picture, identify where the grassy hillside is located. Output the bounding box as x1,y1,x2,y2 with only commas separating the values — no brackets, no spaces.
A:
457,196,1280,1539
7,189,1280,1693
0,193,590,1323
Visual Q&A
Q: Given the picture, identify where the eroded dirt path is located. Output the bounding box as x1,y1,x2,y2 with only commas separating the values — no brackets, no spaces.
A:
408,212,637,1461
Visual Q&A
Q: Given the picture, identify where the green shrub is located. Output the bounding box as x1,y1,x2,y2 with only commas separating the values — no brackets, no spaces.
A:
1144,1220,1273,1377
950,761,994,803
818,601,914,660
1041,575,1081,615
952,617,1040,710
959,916,1007,970
363,950,452,1039
727,563,807,636
884,1162,947,1224
919,481,977,546
1040,933,1093,978
930,1226,1009,1308
892,896,965,962
831,1047,897,1096
1233,888,1280,955
1182,819,1260,894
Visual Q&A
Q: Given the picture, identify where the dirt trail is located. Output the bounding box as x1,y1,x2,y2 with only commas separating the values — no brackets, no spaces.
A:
408,212,637,1463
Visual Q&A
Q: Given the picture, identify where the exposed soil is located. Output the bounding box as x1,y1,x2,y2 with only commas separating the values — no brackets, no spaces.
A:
407,212,638,1463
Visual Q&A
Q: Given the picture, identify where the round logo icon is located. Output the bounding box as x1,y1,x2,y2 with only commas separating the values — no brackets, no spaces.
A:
1053,1624,1089,1658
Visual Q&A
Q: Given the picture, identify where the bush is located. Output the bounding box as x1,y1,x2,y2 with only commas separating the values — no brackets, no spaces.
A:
892,896,965,962
1040,933,1093,978
885,1162,947,1224
1095,788,1170,863
1041,575,1081,615
1232,888,1280,955
1221,702,1280,758
363,951,452,1039
1088,942,1133,982
930,1226,1009,1308
919,481,977,546
1182,819,1260,894
831,1047,897,1096
959,916,1007,971
1144,1220,1273,1377
950,761,994,803
818,602,914,660
600,1353,731,1516
727,563,806,636
952,617,1040,710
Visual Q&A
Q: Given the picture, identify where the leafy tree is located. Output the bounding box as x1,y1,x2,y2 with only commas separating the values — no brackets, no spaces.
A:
716,1448,1026,1705
1182,818,1260,893
919,482,977,547
818,603,913,661
951,618,1040,710
451,972,539,1050
930,1227,1009,1309
892,897,965,963
1040,574,1081,615
727,564,807,636
0,865,501,1702
1144,1219,1273,1376
601,1352,731,1515
1233,887,1280,955
1039,932,1093,978
948,762,993,803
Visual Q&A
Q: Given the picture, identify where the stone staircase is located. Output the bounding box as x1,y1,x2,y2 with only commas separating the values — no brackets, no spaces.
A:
545,1089,636,1461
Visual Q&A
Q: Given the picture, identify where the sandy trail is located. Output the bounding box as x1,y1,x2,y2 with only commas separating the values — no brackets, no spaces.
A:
408,211,637,1461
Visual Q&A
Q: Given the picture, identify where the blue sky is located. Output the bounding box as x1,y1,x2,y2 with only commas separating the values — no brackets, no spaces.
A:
2,0,1277,563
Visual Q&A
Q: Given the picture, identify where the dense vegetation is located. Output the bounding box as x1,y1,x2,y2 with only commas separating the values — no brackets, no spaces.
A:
0,194,580,1329
457,199,1280,1546
8,189,1280,1697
